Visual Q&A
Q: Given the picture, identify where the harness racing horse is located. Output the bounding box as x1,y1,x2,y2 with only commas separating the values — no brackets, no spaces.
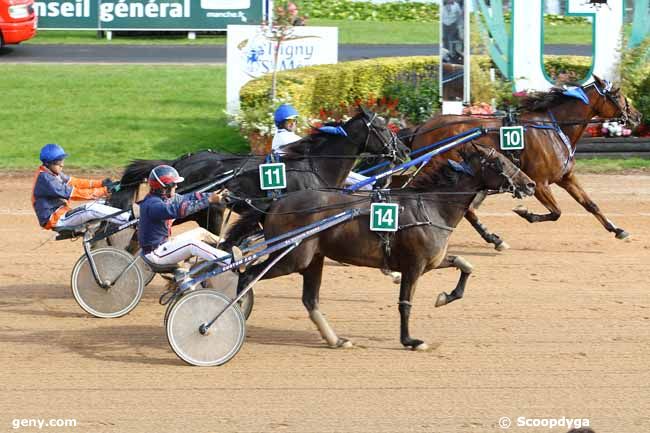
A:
231,143,535,351
404,76,641,250
107,107,409,250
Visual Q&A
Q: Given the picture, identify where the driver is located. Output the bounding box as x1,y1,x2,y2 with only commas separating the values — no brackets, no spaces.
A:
138,165,240,268
32,143,129,231
272,104,375,190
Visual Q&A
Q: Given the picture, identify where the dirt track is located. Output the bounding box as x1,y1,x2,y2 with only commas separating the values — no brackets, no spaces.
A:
1,173,649,433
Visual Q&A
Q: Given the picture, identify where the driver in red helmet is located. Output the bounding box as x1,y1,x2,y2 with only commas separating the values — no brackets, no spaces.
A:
138,165,236,268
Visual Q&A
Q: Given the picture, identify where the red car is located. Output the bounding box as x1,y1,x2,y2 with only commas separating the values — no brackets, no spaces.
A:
0,0,37,48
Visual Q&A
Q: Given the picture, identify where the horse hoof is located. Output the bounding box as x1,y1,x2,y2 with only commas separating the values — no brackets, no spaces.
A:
333,338,353,349
391,272,402,284
495,241,510,251
615,230,630,240
512,205,527,216
414,342,430,351
435,292,448,308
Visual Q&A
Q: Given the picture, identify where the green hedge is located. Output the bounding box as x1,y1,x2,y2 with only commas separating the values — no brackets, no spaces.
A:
298,0,588,24
240,55,597,118
299,0,439,23
240,56,439,116
631,66,650,126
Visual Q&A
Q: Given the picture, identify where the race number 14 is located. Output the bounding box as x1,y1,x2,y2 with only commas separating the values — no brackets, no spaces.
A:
370,203,399,232
259,163,287,190
500,126,525,150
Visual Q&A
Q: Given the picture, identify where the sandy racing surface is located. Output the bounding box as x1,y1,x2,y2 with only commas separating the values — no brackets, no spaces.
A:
0,172,649,433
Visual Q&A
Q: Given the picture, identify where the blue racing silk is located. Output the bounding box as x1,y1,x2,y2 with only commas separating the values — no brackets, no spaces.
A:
137,192,211,252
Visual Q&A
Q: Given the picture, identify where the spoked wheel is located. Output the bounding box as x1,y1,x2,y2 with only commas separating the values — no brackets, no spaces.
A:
166,290,246,367
203,271,254,320
71,247,144,318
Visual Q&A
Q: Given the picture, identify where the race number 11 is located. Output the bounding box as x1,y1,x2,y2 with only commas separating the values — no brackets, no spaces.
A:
500,126,525,150
259,163,287,190
370,203,399,232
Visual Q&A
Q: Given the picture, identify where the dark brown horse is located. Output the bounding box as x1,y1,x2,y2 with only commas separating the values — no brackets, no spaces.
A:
231,143,535,350
105,107,409,250
403,76,641,250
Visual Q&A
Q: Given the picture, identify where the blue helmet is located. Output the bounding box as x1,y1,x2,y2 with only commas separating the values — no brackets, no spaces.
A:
274,104,299,127
40,144,69,164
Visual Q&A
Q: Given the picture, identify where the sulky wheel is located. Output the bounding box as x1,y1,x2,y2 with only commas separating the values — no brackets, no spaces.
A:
71,247,144,318
166,290,246,367
202,271,254,321
137,256,156,287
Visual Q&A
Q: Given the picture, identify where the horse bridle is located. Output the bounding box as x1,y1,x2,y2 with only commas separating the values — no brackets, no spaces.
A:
477,146,525,198
589,80,631,124
362,112,405,162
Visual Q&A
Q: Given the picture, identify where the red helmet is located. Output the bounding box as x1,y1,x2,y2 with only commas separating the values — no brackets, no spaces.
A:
148,165,184,190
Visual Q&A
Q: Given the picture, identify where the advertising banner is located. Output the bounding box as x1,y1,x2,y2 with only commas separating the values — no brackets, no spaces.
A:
34,0,265,30
226,25,338,112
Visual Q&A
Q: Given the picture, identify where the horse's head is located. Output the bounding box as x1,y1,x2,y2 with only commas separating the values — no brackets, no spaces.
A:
588,75,642,129
461,143,536,199
346,106,410,163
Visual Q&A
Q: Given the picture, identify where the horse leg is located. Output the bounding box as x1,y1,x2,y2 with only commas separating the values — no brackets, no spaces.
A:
557,171,630,240
398,266,428,351
301,256,352,348
465,208,510,251
433,255,474,307
513,184,562,223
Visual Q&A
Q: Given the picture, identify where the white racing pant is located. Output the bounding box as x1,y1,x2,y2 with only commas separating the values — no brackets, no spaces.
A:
345,171,373,191
56,201,131,229
145,227,231,267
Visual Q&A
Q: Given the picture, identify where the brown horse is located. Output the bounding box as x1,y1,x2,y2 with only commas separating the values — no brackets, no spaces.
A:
231,143,535,350
403,76,641,250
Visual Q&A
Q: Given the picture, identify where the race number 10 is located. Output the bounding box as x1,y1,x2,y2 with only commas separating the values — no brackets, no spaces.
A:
500,126,525,150
370,203,399,232
259,163,287,190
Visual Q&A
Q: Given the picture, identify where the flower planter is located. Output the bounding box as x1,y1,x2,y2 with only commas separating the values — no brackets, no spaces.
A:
248,132,273,155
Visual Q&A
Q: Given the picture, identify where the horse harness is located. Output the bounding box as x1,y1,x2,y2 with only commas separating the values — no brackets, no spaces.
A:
370,191,454,263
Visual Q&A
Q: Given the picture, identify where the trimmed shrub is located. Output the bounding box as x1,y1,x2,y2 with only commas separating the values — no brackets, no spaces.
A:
241,55,598,118
298,0,587,24
300,0,439,23
240,56,440,116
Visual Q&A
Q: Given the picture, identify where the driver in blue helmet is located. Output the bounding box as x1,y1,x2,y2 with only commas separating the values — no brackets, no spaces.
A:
272,103,302,153
32,144,130,231
272,104,374,190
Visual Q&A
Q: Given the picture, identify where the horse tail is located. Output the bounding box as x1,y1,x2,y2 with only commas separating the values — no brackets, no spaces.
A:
223,206,265,249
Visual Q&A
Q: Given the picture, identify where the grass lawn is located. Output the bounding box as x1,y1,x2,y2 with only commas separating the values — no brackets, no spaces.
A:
310,19,439,45
2,65,646,172
575,157,650,173
1,65,248,169
27,19,611,45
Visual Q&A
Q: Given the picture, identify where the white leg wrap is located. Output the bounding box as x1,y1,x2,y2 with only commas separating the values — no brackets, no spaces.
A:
453,256,474,274
309,309,339,347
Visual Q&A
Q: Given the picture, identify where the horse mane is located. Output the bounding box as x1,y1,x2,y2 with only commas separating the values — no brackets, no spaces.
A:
409,157,463,191
281,117,358,158
397,126,417,147
120,159,170,186
519,83,584,112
